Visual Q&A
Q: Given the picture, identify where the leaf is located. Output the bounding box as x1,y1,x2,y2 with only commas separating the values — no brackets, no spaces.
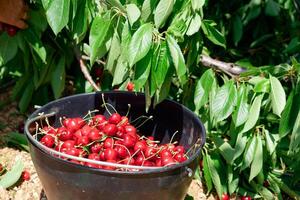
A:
106,30,121,74
241,95,263,133
211,80,237,122
203,153,213,192
5,132,29,151
141,0,158,22
194,69,215,112
250,181,274,200
134,49,152,90
191,0,205,11
232,84,249,127
233,132,248,160
270,76,286,116
72,0,88,43
112,56,128,86
201,20,226,48
264,129,276,155
0,160,24,189
207,153,223,199
154,0,174,28
126,4,141,26
22,29,47,63
166,35,187,85
0,33,18,65
186,13,201,36
228,165,239,194
253,78,270,93
265,0,280,17
18,81,34,113
241,135,257,171
279,89,300,138
249,134,263,181
289,110,300,155
42,0,70,35
127,23,153,67
51,56,66,99
214,137,235,164
154,67,173,106
232,15,243,45
89,14,111,65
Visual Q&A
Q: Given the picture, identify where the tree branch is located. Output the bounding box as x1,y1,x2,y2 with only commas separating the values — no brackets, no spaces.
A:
200,54,246,76
74,50,100,92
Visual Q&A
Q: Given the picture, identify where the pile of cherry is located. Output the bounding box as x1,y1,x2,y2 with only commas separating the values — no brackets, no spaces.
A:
38,112,187,171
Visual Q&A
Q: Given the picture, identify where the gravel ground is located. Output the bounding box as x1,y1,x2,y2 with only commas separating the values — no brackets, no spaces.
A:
0,88,212,200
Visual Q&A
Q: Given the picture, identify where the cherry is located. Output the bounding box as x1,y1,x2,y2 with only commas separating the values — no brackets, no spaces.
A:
119,116,129,126
42,126,57,135
65,147,80,156
122,157,135,165
263,180,270,187
241,196,251,200
76,136,90,146
6,25,17,37
108,113,121,124
124,125,136,134
88,128,102,141
104,138,115,149
103,160,116,170
143,160,154,166
104,148,118,160
126,82,134,91
174,153,187,163
88,153,100,161
58,127,73,141
90,143,103,154
123,134,136,148
103,124,118,136
116,126,125,138
145,147,157,160
93,115,107,129
81,125,92,136
41,135,55,148
100,151,106,161
155,159,162,167
114,145,128,158
135,155,145,166
22,170,30,181
134,141,147,153
160,149,173,158
174,146,185,154
18,122,25,133
61,140,76,149
0,164,3,172
161,156,176,166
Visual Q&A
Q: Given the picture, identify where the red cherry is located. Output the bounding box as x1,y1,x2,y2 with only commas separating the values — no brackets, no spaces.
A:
103,124,118,136
123,134,136,148
88,153,100,161
219,194,229,200
22,170,30,181
41,135,55,148
108,113,121,124
160,149,173,158
90,143,103,154
58,127,73,141
61,140,75,149
103,160,116,170
104,148,118,160
134,141,147,153
6,25,17,37
174,153,187,163
42,126,57,135
174,146,185,154
155,159,162,167
88,128,102,141
81,125,92,136
119,116,129,126
104,138,115,149
126,82,134,92
93,115,107,129
65,147,80,156
124,125,136,134
116,126,125,138
145,147,157,160
76,136,90,146
135,155,145,166
114,145,128,158
143,160,154,166
94,67,103,77
122,157,135,165
241,196,251,200
161,156,176,166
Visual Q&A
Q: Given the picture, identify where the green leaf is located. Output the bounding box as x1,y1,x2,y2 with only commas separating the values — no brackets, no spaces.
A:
194,69,215,112
270,76,286,116
112,56,129,86
232,15,243,45
51,56,66,99
214,137,235,164
265,0,280,17
42,0,70,35
72,0,88,43
22,29,47,63
141,0,158,22
134,49,152,90
228,165,239,194
241,95,263,133
207,153,223,199
279,89,300,138
127,23,153,67
186,13,201,36
232,84,249,127
249,134,263,181
154,67,173,106
126,4,141,26
0,33,18,65
250,181,274,200
89,14,111,65
5,132,29,151
241,135,257,171
233,132,248,160
289,110,300,155
166,35,187,85
201,20,226,48
19,81,34,113
154,0,174,28
191,0,205,11
0,160,24,189
264,129,276,155
203,153,213,192
106,30,121,74
211,80,237,122
254,78,270,93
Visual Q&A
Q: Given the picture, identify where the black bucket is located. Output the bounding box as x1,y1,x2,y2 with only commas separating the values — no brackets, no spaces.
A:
25,92,206,200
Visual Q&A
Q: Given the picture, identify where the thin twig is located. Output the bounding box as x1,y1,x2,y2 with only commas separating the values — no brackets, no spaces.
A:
82,55,106,65
200,54,246,76
74,50,100,91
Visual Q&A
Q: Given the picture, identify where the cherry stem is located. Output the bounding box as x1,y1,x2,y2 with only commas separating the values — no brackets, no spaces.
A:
169,130,179,145
136,116,153,129
82,109,99,120
125,104,131,117
114,143,132,164
184,138,201,158
101,94,112,116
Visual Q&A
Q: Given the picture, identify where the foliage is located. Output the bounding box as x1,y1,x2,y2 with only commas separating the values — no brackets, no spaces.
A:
0,0,300,199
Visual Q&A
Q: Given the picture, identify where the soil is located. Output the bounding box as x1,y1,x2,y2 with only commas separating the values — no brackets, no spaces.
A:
0,87,214,200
